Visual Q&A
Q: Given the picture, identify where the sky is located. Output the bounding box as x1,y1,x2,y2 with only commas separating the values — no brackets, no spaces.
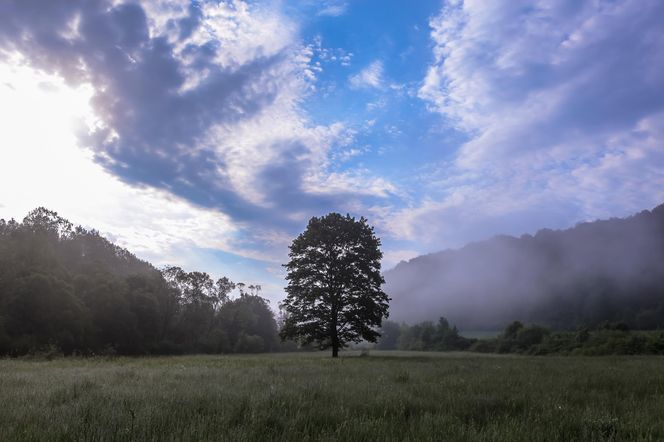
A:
0,0,663,307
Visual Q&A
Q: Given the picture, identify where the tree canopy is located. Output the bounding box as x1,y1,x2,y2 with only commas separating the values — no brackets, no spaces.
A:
0,207,280,356
280,213,389,357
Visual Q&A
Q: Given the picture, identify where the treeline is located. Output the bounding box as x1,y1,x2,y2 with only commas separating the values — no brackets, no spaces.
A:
376,318,474,351
377,319,664,355
471,321,664,356
0,208,283,356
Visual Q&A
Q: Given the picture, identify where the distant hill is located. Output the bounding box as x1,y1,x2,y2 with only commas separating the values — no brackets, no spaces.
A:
384,204,664,330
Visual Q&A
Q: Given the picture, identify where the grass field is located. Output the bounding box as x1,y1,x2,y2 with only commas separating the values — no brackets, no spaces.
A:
1,351,663,441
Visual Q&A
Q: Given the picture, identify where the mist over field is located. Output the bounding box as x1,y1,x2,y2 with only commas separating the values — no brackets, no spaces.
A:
386,204,664,330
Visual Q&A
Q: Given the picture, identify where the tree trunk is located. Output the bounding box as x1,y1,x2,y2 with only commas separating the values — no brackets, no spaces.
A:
331,322,339,357
331,302,340,357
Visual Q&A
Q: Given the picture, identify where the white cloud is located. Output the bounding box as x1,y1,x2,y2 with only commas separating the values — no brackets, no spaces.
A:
139,1,396,218
184,1,296,69
304,169,397,198
349,60,384,89
403,0,664,250
420,0,664,167
379,109,664,251
318,2,348,17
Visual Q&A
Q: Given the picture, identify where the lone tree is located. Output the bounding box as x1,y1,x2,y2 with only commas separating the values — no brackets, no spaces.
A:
280,213,390,357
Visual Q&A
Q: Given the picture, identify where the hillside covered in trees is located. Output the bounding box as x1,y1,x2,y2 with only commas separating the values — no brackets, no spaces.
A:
385,204,664,330
0,208,280,356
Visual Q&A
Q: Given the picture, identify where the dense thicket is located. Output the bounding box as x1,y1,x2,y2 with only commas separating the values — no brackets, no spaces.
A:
377,319,664,356
386,203,664,330
375,318,473,351
467,320,664,356
0,208,279,356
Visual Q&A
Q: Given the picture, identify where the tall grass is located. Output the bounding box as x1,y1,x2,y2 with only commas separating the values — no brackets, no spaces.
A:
1,351,663,441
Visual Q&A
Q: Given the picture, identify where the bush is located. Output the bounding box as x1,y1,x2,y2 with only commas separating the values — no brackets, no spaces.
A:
515,325,550,349
235,334,265,353
22,343,64,360
503,321,524,339
645,332,664,354
469,339,498,353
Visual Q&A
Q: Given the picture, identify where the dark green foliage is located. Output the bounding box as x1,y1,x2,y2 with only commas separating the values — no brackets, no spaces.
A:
375,320,400,349
217,292,279,353
503,321,524,339
492,322,552,353
381,316,664,356
280,213,389,357
379,317,475,351
471,323,664,356
516,325,550,348
0,208,280,356
599,321,630,332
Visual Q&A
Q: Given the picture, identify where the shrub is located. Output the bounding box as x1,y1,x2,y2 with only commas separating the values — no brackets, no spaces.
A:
235,334,265,353
515,325,550,349
469,339,498,353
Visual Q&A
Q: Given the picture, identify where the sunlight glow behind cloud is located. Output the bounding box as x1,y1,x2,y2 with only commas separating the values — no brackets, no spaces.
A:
0,62,249,277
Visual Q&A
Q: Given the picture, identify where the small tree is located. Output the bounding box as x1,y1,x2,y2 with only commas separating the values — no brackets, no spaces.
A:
280,213,389,357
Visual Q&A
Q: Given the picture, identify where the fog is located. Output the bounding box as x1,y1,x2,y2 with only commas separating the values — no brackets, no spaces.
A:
384,204,664,330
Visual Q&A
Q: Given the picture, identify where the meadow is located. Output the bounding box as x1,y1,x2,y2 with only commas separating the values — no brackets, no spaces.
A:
1,352,663,441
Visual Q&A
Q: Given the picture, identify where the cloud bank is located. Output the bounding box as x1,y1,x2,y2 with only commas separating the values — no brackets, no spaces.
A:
388,0,664,249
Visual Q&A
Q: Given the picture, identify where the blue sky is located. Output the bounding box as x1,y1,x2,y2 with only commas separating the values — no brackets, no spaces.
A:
1,0,663,306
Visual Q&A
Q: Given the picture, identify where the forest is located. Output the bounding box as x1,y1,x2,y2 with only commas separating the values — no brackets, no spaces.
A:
2,204,664,356
386,203,664,330
0,207,282,356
